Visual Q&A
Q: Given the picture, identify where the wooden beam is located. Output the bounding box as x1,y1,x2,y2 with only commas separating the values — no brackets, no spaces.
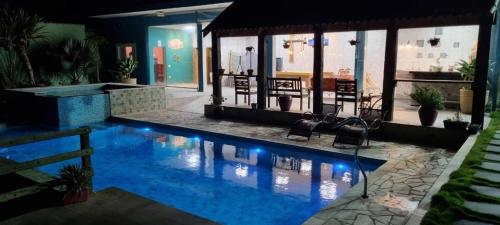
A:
472,15,493,126
0,149,93,176
381,25,399,121
211,32,223,105
197,23,205,92
0,127,91,148
354,31,366,92
0,180,60,203
313,29,324,114
257,35,268,109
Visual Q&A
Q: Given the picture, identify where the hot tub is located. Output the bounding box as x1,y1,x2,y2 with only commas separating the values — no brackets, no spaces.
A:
5,83,166,128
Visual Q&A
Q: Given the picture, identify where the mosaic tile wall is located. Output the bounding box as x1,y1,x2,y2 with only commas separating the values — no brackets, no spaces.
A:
109,87,166,116
57,94,110,128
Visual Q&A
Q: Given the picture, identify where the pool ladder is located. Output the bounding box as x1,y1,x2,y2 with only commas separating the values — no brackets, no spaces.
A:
331,117,369,199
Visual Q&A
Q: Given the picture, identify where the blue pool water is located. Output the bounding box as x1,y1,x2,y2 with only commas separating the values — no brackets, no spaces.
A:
0,123,384,225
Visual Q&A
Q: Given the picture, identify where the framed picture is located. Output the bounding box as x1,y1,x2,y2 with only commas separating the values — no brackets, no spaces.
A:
453,42,460,48
435,27,444,35
416,40,425,48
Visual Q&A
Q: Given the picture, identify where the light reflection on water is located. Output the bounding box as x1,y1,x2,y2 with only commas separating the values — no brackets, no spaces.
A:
0,124,384,225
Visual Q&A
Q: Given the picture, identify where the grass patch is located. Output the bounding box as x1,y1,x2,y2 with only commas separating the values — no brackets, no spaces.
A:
421,112,500,225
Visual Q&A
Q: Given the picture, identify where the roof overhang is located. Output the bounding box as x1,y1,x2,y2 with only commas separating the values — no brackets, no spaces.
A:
90,2,232,19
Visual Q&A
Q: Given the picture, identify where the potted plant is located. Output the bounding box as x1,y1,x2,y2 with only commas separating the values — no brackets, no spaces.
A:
410,87,444,126
247,69,254,76
278,94,292,112
59,164,90,205
218,68,225,75
428,37,440,47
443,111,469,130
348,39,359,46
457,58,475,114
114,57,138,84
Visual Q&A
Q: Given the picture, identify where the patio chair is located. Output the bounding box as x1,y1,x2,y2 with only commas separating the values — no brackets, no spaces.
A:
333,95,386,147
234,76,257,105
335,79,359,115
287,105,341,140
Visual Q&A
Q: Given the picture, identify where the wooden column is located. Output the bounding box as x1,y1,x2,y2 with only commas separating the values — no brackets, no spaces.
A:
196,23,204,92
313,30,324,114
257,35,268,109
472,15,493,126
211,32,222,104
354,31,366,92
381,25,399,121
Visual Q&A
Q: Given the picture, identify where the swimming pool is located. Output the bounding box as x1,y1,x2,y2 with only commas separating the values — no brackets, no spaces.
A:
0,123,384,225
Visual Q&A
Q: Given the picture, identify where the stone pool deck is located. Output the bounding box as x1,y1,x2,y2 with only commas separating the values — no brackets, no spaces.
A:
113,110,458,225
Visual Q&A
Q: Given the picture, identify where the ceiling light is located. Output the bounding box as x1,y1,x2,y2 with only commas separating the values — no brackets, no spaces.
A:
183,25,196,31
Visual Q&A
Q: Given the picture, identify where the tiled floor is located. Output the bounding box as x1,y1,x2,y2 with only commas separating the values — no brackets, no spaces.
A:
164,86,472,128
115,110,457,225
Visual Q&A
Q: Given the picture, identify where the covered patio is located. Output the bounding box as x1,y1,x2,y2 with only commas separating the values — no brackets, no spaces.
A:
202,0,496,130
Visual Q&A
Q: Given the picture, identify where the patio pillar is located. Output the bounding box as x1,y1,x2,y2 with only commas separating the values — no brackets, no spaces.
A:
381,25,398,121
197,23,204,92
211,32,223,104
313,29,324,114
257,35,268,109
472,14,493,126
354,31,366,93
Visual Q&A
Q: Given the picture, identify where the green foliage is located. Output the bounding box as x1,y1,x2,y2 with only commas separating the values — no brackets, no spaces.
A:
0,50,27,89
422,112,500,224
410,87,444,110
58,164,90,193
113,57,138,80
45,39,99,84
0,4,45,84
457,58,476,81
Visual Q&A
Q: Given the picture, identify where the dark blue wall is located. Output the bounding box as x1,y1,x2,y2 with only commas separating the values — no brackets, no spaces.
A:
88,11,219,84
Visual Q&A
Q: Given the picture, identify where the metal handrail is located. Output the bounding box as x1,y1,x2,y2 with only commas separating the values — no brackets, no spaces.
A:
331,117,369,199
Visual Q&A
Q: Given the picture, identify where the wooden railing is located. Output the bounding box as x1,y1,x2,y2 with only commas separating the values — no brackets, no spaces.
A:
0,127,93,203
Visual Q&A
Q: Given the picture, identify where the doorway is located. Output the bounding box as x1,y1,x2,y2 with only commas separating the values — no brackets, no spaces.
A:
154,47,166,85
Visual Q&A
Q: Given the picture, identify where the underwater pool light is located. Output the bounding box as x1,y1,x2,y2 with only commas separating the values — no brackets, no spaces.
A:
142,127,152,132
255,148,263,153
336,164,345,169
193,136,201,141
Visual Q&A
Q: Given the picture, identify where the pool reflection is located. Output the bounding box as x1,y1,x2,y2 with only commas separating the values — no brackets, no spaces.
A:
149,130,377,206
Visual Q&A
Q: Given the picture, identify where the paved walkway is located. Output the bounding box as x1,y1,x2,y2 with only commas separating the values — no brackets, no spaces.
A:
1,188,218,225
454,132,500,225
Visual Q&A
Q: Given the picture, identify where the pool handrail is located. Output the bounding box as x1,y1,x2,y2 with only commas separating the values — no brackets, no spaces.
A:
331,117,369,199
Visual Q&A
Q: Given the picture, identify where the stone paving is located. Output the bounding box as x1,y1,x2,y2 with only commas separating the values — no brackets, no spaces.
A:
458,131,500,223
114,110,456,225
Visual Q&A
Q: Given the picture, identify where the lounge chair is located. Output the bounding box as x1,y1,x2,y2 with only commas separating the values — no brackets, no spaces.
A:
333,96,386,147
287,106,341,140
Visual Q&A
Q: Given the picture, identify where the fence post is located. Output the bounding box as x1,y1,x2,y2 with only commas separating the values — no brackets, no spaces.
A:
80,127,93,193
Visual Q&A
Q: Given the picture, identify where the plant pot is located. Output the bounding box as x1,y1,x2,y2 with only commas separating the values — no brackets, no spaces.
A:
428,38,440,47
460,89,473,114
418,106,438,126
247,69,254,76
251,103,257,110
121,78,137,84
443,120,469,130
218,69,225,75
468,124,481,135
278,95,292,112
240,71,245,75
62,188,90,205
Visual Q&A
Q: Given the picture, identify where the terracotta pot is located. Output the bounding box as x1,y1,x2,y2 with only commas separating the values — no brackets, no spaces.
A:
121,78,137,84
418,106,438,127
278,95,292,112
62,188,90,205
460,89,473,114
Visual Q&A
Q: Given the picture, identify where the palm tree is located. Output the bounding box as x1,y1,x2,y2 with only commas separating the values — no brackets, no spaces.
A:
47,39,99,85
0,5,44,85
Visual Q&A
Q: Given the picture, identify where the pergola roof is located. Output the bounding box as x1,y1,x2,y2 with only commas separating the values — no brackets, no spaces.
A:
204,0,496,36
